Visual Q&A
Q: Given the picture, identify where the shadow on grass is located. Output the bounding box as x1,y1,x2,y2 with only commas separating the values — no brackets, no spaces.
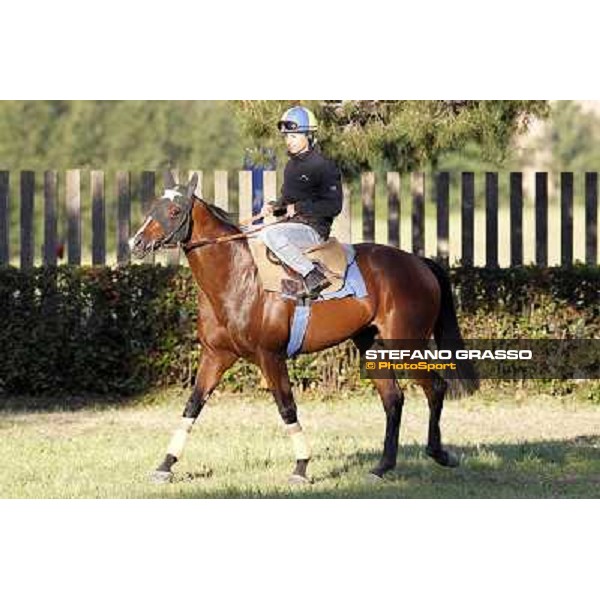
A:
142,435,600,499
0,390,170,413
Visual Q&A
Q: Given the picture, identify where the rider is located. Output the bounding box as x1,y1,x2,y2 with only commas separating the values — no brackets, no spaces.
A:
258,105,344,298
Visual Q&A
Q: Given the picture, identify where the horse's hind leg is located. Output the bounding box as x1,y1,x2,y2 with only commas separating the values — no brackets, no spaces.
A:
369,377,405,479
353,328,405,479
418,373,459,468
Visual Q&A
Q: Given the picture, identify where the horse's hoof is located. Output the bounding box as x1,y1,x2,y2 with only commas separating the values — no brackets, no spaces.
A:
288,474,311,485
426,448,460,468
365,471,385,484
150,470,174,484
443,451,460,468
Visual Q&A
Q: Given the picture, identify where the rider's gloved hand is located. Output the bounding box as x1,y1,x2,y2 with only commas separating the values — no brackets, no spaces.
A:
262,202,275,216
265,200,287,218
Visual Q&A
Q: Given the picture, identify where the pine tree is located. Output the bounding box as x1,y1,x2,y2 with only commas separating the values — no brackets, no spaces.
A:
233,100,550,175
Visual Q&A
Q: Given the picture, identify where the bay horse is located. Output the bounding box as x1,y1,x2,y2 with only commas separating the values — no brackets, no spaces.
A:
129,173,479,484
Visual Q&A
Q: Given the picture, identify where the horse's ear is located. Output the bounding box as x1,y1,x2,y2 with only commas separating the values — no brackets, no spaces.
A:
187,173,199,198
164,170,177,189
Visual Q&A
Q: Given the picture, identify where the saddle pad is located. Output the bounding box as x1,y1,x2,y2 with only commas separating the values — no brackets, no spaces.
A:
248,236,349,294
286,255,368,357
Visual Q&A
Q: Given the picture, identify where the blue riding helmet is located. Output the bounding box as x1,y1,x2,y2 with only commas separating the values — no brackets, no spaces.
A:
277,106,318,134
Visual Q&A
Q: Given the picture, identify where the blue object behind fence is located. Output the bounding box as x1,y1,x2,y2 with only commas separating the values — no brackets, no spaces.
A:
243,149,276,221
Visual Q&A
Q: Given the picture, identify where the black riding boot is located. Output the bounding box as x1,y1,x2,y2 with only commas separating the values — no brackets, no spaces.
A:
303,267,331,298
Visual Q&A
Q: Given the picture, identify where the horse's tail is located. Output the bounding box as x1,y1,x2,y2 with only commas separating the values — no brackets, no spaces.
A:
422,258,480,397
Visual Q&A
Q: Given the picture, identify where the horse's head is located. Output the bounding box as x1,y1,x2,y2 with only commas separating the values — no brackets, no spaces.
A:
129,172,198,259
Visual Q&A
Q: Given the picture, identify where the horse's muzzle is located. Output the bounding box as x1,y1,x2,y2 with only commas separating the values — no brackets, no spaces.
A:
129,234,151,259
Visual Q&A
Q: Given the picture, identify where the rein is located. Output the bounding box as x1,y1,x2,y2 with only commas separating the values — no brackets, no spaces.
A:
182,217,290,254
155,202,289,255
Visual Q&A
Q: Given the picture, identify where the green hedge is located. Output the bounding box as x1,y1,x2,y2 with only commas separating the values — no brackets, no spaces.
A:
0,264,598,398
0,266,199,396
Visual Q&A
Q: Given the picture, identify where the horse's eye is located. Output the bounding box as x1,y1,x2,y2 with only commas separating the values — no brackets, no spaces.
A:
168,205,181,219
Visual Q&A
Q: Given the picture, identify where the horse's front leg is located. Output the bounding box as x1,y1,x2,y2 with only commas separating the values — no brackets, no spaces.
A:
258,352,311,484
152,350,237,483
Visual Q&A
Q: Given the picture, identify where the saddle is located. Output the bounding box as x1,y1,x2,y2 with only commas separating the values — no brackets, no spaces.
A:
248,236,368,358
247,237,349,298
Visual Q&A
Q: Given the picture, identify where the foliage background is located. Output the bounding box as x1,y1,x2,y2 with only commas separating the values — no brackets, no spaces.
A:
234,100,550,175
0,100,245,172
2,100,599,177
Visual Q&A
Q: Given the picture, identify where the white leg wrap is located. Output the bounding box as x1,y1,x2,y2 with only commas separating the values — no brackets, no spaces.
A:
286,423,311,461
166,417,195,460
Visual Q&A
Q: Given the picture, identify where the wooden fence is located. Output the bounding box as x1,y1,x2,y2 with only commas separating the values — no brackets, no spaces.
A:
0,169,597,268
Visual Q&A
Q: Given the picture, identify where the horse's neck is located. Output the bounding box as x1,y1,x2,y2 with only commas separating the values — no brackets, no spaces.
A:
185,203,258,312
192,200,237,241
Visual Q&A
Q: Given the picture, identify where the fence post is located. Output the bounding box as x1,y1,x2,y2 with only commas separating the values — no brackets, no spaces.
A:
141,171,156,214
0,171,8,265
263,170,277,207
535,172,548,267
361,172,375,243
91,171,105,266
261,170,278,228
485,172,498,268
461,172,474,266
560,172,573,266
510,172,523,266
238,171,253,222
331,181,352,243
585,172,598,265
117,171,130,265
44,171,58,266
387,172,400,248
66,170,81,266
411,172,425,257
21,171,35,268
214,170,229,212
436,172,449,265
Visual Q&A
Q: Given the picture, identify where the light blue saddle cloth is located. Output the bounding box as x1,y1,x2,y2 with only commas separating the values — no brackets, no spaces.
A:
287,245,368,358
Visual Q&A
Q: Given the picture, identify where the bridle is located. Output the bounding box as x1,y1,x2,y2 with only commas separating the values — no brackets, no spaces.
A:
147,192,288,256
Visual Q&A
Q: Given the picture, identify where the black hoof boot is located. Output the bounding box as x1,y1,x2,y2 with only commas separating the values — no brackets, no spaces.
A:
288,459,311,485
151,454,177,483
426,447,460,468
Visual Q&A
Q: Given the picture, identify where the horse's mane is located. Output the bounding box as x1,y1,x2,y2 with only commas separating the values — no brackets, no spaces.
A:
196,197,240,231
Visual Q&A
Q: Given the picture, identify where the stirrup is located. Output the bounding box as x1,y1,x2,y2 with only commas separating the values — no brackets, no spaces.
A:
302,268,331,299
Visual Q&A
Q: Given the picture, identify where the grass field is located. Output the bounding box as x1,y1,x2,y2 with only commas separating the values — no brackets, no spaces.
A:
1,388,599,499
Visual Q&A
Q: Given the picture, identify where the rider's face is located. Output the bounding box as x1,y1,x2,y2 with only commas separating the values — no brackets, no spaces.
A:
284,132,310,155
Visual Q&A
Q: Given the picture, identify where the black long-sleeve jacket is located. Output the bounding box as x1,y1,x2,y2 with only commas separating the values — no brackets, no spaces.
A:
271,148,343,239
